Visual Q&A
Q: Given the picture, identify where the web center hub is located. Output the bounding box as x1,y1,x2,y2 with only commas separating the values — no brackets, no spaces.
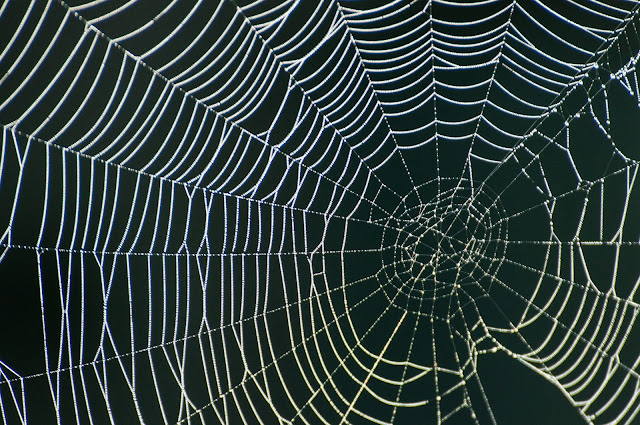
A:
378,179,508,318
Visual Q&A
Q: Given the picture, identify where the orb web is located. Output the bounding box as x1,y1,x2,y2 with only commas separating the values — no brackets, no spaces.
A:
1,0,640,424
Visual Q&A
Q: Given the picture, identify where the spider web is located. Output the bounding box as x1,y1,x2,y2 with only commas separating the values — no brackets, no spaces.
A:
1,0,640,424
